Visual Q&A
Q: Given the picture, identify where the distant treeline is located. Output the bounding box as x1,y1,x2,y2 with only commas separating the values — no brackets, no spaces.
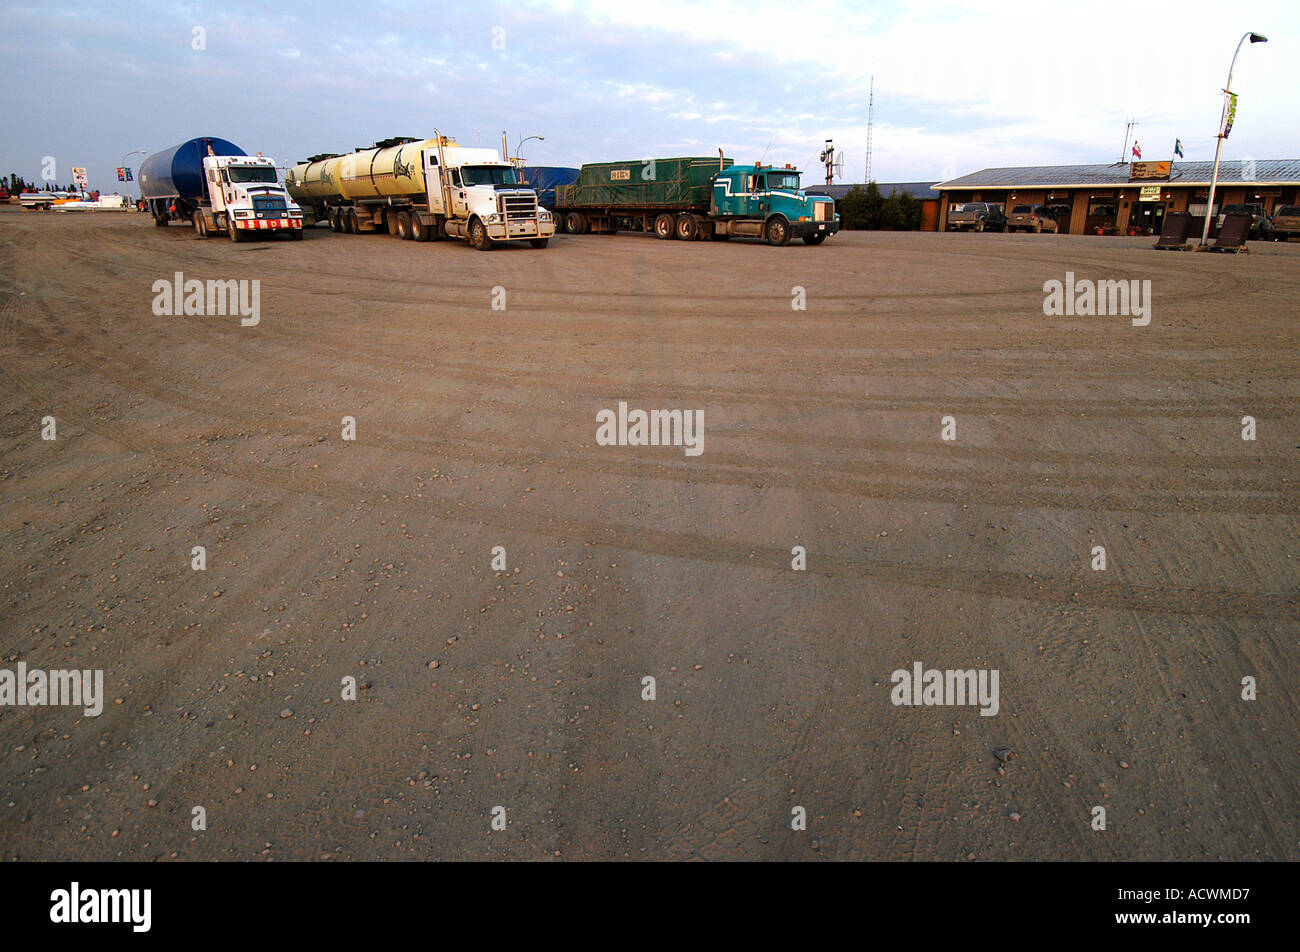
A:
4,173,81,193
836,183,924,231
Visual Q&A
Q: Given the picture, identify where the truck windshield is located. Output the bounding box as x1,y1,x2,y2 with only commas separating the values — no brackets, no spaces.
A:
461,166,520,187
227,166,279,184
765,172,800,191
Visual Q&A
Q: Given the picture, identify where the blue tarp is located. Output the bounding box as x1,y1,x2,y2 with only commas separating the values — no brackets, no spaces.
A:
518,166,579,208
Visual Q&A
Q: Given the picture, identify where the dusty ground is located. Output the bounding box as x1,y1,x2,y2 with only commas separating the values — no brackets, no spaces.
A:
0,204,1296,861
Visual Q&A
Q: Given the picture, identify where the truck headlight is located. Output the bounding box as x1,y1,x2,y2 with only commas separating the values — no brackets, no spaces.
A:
539,209,552,220
233,210,251,218
487,213,500,223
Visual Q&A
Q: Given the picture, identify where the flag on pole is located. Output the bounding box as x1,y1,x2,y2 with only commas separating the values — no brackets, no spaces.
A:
125,168,133,182
1132,142,1142,160
117,168,125,182
1174,139,1184,158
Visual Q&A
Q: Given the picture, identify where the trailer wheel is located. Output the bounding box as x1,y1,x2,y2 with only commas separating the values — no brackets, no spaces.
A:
765,216,790,246
675,214,698,241
328,209,341,232
387,211,402,236
346,209,361,234
193,212,206,237
564,212,587,235
654,213,675,239
469,217,493,251
397,211,413,240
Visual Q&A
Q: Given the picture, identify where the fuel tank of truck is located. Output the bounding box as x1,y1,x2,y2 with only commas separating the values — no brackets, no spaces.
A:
287,136,458,204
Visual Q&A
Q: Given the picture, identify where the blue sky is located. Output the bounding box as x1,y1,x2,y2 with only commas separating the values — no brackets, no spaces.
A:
1,0,1295,192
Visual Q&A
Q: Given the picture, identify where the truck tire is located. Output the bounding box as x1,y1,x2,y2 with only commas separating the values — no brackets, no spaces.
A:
386,211,401,236
675,214,698,240
288,228,303,241
974,219,985,232
565,212,587,235
397,211,413,240
765,216,790,246
803,233,827,245
412,215,433,242
346,209,362,234
654,213,675,239
153,215,168,227
227,218,246,243
469,217,493,251
329,208,342,232
193,212,205,237
530,238,550,249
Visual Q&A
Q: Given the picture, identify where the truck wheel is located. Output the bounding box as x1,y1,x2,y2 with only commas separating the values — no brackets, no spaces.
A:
974,219,985,232
469,217,493,251
412,215,433,242
565,212,587,235
227,218,246,243
387,211,402,236
288,229,304,241
654,213,675,239
328,209,342,232
802,233,826,245
765,216,790,246
675,214,698,240
530,238,550,249
346,209,362,234
397,211,413,240
153,216,168,227
193,212,205,237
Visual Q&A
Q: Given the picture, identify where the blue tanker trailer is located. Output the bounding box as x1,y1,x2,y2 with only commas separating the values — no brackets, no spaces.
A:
138,136,304,241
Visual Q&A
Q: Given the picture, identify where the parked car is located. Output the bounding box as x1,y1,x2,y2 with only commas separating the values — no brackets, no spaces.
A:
1270,204,1300,241
1007,204,1058,233
946,202,1007,232
1217,203,1273,239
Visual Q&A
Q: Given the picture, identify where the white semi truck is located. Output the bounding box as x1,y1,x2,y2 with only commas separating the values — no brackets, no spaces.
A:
285,133,554,250
139,137,305,242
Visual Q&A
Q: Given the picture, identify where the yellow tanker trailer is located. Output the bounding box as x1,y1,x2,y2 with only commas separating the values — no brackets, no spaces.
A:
285,134,554,250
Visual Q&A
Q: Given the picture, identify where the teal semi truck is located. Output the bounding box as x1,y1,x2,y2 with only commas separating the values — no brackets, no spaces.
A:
553,152,839,246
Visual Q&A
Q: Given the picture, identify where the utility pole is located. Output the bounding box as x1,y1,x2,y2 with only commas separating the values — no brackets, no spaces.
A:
865,75,874,184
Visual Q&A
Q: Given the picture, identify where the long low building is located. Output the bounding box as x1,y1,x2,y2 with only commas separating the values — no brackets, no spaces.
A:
935,159,1300,235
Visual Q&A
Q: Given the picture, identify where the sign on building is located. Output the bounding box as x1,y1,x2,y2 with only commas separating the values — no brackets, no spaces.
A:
1139,186,1162,202
1129,161,1171,181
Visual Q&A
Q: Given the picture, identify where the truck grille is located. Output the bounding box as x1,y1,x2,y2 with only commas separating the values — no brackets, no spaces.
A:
253,196,287,213
814,201,832,222
500,192,538,221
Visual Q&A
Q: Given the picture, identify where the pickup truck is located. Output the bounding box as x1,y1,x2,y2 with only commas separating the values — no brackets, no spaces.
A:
946,202,1006,232
1216,203,1272,239
1271,205,1300,241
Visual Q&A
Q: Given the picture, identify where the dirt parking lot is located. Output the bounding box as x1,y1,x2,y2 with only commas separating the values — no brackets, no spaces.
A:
1,205,1296,860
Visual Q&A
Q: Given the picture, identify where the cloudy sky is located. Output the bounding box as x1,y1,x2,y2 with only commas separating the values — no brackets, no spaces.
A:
1,0,1295,192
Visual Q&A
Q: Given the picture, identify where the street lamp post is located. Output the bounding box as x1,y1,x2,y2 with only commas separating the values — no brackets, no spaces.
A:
515,135,544,167
121,150,146,203
1200,31,1267,247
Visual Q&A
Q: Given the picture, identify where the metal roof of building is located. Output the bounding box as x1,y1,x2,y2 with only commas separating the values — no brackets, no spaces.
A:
806,181,940,200
937,159,1300,190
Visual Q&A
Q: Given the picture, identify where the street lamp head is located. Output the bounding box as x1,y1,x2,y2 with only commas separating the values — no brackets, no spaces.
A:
1249,32,1268,43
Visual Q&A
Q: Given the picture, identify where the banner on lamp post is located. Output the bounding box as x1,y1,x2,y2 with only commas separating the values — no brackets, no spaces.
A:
1220,91,1238,138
